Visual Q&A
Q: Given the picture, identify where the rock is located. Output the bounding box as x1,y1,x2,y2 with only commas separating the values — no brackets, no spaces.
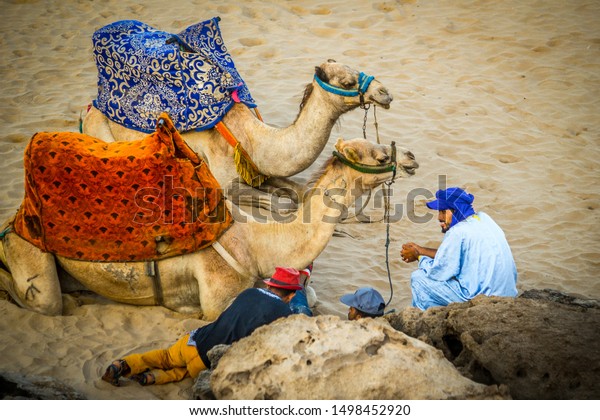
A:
386,290,600,399
193,371,214,400
520,288,600,309
209,315,509,400
192,344,231,400
1,371,86,400
207,344,231,368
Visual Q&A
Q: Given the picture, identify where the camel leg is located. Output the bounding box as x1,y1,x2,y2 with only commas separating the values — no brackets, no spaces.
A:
193,249,251,321
1,233,62,315
196,273,244,321
227,181,298,215
259,177,304,202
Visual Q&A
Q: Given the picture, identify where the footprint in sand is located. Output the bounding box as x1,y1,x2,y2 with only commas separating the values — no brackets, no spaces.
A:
310,28,338,38
343,49,367,58
239,38,265,47
217,5,239,14
477,179,500,192
350,19,371,30
492,154,521,164
310,7,331,15
290,6,309,16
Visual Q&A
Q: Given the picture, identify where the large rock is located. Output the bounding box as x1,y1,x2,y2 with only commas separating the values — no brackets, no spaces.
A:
386,290,600,399
209,315,508,400
1,371,85,400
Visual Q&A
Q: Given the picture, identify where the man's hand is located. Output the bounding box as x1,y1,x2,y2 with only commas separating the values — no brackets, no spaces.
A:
401,242,420,263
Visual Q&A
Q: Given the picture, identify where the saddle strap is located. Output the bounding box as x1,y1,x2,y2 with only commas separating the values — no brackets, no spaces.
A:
214,121,268,187
214,121,240,149
211,241,252,279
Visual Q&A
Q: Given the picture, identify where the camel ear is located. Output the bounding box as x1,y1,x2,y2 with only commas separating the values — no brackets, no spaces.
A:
315,66,327,82
336,138,362,162
342,146,361,163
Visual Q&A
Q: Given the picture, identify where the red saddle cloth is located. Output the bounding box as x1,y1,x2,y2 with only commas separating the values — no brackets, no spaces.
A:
13,113,233,262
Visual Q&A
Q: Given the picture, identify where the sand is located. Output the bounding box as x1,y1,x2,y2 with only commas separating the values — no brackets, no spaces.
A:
0,0,599,400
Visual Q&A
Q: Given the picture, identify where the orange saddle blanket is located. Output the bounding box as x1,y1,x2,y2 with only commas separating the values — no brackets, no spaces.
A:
13,113,233,262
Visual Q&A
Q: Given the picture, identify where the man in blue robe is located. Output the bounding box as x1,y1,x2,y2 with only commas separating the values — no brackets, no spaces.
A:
401,187,518,310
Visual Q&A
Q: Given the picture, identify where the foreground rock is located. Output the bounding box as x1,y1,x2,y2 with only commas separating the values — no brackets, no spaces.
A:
386,290,600,399
1,371,85,400
209,315,508,400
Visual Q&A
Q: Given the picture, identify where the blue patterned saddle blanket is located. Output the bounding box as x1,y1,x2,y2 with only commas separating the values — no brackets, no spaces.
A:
92,17,256,133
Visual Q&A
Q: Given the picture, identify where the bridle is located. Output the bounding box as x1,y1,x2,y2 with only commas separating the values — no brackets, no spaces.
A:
314,71,375,100
332,141,396,177
318,69,398,309
332,141,398,309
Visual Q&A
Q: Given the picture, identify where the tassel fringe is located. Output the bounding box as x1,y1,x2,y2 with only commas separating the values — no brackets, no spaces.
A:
234,144,268,187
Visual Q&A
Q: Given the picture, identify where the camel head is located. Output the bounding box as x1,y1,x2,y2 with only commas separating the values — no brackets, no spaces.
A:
313,59,393,109
333,137,419,193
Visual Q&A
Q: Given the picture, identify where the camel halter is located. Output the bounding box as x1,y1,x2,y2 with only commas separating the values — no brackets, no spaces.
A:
314,71,375,99
332,141,396,176
333,142,398,309
315,69,382,142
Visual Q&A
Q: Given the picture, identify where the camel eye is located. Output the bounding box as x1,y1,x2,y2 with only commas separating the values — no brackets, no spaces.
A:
372,150,389,164
340,79,355,89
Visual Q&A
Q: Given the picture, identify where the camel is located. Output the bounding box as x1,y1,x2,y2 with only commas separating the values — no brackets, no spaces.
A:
82,59,393,210
0,138,418,320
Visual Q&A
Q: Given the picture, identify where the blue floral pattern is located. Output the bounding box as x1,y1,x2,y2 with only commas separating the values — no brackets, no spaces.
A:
92,18,256,133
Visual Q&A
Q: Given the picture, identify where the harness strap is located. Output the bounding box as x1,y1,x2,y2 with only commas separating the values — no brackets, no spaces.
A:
212,241,252,279
0,226,12,240
314,71,375,97
214,121,268,187
214,121,240,149
144,261,164,306
332,147,396,175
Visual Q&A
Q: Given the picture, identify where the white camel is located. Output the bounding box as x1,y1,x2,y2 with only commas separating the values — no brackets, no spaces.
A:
82,59,393,210
0,138,417,320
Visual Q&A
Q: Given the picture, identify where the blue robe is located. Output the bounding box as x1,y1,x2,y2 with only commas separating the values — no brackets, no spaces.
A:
411,212,518,310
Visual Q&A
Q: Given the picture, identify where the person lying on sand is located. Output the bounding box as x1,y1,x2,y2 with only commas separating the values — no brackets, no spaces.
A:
400,187,518,310
340,287,386,320
101,267,301,386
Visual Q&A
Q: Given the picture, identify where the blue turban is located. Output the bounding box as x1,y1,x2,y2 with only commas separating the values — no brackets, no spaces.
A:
426,187,475,228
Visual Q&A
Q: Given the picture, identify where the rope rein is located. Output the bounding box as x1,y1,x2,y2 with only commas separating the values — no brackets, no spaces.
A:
360,103,395,308
383,167,396,307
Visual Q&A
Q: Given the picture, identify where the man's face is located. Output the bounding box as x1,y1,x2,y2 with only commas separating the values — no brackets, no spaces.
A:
438,209,453,233
347,306,361,321
267,285,295,303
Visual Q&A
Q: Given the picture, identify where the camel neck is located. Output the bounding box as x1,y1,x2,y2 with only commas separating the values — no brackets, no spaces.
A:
241,85,352,177
243,162,354,276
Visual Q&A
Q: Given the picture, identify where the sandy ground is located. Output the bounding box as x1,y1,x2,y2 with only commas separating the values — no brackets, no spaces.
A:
0,0,598,400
